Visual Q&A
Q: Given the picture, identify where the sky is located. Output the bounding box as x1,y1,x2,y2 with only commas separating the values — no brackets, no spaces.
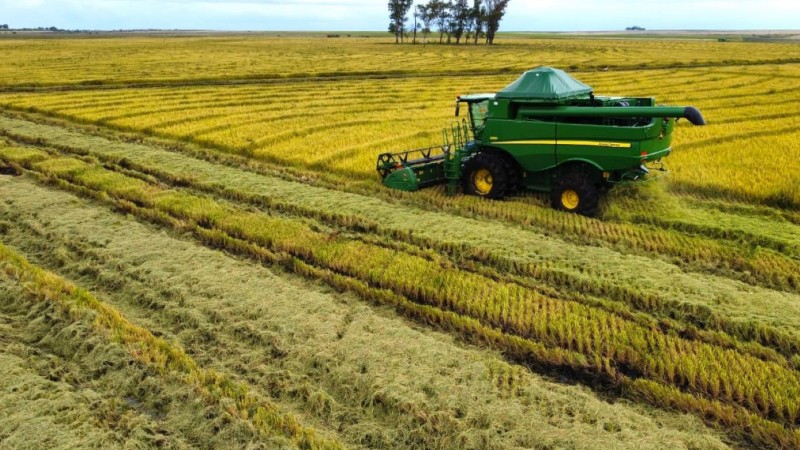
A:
1,0,799,32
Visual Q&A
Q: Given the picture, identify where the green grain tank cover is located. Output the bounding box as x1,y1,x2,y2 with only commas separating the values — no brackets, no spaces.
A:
497,67,593,102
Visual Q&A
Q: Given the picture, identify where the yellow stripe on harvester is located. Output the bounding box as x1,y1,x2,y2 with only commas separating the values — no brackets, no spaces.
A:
493,140,555,145
493,140,632,149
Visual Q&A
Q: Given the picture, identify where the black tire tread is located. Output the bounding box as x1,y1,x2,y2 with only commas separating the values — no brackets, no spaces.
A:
550,166,601,216
462,153,510,199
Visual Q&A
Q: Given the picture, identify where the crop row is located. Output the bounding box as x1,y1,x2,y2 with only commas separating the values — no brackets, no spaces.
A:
0,66,778,120
3,119,799,353
3,67,752,116
3,113,799,296
4,149,800,447
11,130,799,363
8,181,733,449
416,186,799,289
1,63,780,115
0,240,343,450
608,197,800,260
1,68,773,133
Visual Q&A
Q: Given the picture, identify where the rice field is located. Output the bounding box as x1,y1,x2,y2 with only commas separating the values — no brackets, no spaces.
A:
3,61,799,209
1,33,800,449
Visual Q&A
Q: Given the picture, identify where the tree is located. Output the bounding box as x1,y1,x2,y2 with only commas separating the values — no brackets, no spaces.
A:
451,0,470,44
0,24,8,30
426,0,450,44
471,0,485,44
417,3,434,44
388,0,414,43
484,0,510,45
412,7,419,44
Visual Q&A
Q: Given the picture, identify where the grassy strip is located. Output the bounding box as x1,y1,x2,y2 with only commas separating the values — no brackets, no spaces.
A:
6,151,800,447
0,240,344,450
5,132,800,365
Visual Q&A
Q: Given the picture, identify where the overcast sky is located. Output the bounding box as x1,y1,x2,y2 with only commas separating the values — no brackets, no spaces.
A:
2,0,799,31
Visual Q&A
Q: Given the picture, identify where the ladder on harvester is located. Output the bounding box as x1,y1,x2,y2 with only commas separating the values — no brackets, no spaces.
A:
443,119,474,195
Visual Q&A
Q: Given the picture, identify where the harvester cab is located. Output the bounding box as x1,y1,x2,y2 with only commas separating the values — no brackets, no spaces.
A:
376,67,706,216
455,93,493,136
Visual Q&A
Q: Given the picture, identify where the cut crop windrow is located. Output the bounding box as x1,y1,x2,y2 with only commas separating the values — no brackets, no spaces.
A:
54,145,800,365
4,150,800,448
2,97,798,294
3,129,800,364
0,241,344,450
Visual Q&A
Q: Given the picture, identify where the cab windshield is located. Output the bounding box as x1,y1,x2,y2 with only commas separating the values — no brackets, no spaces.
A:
469,100,490,132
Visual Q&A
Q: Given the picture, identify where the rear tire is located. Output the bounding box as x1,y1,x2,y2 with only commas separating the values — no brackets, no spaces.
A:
500,155,523,194
550,166,601,216
462,153,510,199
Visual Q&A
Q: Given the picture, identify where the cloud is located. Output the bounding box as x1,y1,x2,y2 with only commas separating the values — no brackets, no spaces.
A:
0,0,797,31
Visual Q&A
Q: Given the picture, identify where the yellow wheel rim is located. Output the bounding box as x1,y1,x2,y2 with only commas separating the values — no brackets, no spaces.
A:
561,189,580,210
472,168,493,195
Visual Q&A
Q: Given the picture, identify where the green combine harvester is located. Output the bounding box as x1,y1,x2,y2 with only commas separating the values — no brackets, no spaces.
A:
376,67,705,216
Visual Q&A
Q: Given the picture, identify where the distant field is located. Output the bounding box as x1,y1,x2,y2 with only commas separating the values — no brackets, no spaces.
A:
2,34,800,449
1,33,799,87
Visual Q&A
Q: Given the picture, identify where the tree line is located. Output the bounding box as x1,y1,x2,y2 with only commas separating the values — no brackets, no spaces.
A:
388,0,510,45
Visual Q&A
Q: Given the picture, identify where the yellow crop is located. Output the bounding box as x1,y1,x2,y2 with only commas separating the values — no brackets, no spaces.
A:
4,60,799,208
2,34,800,448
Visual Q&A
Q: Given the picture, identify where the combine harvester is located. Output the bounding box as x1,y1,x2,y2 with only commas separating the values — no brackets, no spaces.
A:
376,67,705,216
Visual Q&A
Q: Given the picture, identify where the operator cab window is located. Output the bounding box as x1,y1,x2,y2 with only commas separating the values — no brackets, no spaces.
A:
470,100,490,131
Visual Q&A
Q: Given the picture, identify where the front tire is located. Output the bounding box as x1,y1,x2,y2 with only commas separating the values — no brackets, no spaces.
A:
550,166,601,216
462,153,510,199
